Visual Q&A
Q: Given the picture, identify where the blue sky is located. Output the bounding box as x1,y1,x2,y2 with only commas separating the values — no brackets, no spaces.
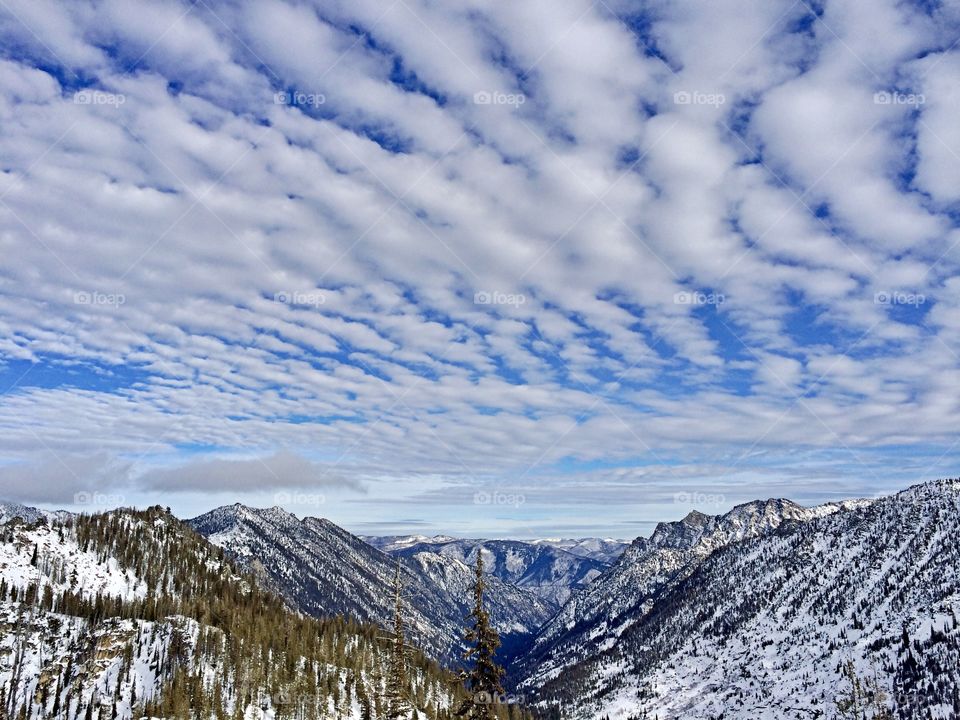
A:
0,0,959,537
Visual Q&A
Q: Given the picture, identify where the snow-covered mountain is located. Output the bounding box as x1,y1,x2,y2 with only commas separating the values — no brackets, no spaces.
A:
0,501,72,525
5,480,958,720
0,507,464,720
363,534,459,553
368,534,627,567
371,537,609,607
189,504,554,665
527,537,628,564
517,480,960,720
516,496,871,679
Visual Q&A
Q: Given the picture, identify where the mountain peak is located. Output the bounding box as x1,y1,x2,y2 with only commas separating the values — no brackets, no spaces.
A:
264,504,298,520
681,510,710,526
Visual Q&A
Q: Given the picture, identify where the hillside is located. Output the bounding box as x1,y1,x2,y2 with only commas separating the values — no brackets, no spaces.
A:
518,480,960,720
0,507,467,720
517,497,871,682
526,539,627,565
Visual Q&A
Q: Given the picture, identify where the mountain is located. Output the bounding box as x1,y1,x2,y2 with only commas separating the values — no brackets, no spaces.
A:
527,538,628,564
189,504,554,665
375,538,608,607
363,535,459,553
517,481,960,720
5,482,958,719
368,535,628,567
0,507,466,720
515,496,871,683
0,501,72,525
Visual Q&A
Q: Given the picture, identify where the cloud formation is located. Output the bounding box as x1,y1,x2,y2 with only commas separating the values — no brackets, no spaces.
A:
0,0,958,535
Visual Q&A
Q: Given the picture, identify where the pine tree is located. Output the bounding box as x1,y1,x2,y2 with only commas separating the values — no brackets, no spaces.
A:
458,550,505,720
386,561,409,720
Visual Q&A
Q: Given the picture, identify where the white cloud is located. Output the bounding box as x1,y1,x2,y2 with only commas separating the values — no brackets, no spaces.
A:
0,0,958,533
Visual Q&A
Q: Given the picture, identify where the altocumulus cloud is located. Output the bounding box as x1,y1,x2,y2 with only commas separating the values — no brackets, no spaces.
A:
0,0,958,533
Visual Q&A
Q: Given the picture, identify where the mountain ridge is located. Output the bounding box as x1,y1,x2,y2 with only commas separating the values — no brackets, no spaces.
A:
0,505,466,720
372,537,610,607
517,479,960,720
514,495,875,686
188,502,555,665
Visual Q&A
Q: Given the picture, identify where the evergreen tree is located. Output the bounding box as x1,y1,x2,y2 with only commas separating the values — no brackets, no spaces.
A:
457,550,505,720
386,561,409,720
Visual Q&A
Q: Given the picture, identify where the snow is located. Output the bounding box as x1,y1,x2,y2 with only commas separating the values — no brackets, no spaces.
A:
522,480,960,720
0,521,147,601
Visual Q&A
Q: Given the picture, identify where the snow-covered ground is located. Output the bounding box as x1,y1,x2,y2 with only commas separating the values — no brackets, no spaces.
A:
0,520,147,601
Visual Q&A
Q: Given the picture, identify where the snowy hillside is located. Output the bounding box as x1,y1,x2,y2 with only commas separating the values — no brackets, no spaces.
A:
516,496,872,683
0,501,72,525
1,600,208,720
0,516,146,601
0,508,466,720
519,480,960,720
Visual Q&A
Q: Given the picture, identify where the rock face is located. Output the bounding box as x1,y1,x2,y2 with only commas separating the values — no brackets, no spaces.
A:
189,504,555,664
515,481,960,720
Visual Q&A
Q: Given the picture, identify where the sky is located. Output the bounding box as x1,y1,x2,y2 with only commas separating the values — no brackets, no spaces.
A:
0,0,959,538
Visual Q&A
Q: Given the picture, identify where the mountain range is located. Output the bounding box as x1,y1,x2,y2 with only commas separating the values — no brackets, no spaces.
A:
366,535,614,606
516,482,960,720
514,496,872,684
2,479,959,719
187,503,557,665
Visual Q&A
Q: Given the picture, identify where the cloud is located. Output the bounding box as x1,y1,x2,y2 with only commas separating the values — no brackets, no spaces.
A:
136,451,367,494
0,0,958,533
0,452,132,505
